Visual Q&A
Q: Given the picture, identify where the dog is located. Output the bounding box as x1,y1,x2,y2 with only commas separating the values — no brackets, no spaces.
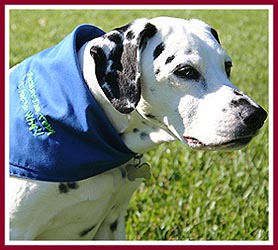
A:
9,16,267,240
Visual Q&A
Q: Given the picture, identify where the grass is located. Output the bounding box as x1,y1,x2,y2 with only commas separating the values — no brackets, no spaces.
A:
9,8,269,241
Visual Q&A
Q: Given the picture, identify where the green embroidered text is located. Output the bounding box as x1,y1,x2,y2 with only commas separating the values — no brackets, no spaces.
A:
17,71,56,137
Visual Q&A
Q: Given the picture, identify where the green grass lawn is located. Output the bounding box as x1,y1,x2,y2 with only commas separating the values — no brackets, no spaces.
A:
9,8,270,241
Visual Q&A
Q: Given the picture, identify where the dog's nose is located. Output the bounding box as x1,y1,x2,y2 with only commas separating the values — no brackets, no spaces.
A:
243,105,267,130
233,98,268,130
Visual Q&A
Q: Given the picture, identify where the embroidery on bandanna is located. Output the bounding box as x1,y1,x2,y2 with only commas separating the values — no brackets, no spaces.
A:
17,71,55,137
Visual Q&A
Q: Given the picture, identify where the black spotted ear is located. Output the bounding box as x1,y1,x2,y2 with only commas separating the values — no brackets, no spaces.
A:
90,19,157,113
210,28,221,45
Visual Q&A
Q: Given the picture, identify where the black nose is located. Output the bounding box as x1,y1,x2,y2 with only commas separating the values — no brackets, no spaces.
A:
233,98,268,130
243,106,267,130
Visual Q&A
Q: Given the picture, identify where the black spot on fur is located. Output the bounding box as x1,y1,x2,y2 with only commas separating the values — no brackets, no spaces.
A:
126,30,135,40
58,183,68,193
165,55,175,64
233,89,243,96
133,128,139,133
120,43,137,81
140,132,148,140
94,43,140,113
67,182,78,189
108,43,140,113
110,219,118,232
210,28,221,45
114,24,130,33
92,42,130,105
138,23,157,50
230,98,250,108
153,42,165,59
149,87,156,93
155,68,160,75
90,46,107,84
107,32,122,44
58,182,78,194
120,168,127,178
79,224,96,237
109,44,124,69
146,114,157,120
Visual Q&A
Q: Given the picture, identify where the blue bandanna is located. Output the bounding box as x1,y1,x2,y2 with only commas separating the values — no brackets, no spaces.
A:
9,25,136,182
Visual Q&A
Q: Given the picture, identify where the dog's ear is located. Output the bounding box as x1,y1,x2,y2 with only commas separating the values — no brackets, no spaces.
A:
90,19,157,113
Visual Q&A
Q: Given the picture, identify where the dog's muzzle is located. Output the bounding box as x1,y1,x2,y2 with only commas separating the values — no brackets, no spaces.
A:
184,97,268,150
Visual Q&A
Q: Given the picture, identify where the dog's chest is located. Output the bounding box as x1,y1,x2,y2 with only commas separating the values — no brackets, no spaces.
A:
10,165,141,240
36,199,111,240
35,166,141,240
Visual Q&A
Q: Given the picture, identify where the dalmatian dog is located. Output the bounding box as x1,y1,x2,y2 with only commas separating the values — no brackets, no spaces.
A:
9,16,267,240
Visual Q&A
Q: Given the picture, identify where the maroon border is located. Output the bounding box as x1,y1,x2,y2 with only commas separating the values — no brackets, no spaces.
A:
2,1,277,250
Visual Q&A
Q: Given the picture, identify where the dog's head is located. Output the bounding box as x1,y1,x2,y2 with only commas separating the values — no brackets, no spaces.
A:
86,17,267,150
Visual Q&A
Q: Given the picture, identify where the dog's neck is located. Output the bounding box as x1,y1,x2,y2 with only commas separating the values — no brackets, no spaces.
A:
78,42,175,153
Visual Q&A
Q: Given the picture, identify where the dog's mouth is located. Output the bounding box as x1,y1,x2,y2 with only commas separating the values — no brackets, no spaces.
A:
183,136,254,150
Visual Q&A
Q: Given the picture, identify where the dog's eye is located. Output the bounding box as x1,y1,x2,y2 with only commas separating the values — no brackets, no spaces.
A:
225,61,232,77
174,65,200,80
